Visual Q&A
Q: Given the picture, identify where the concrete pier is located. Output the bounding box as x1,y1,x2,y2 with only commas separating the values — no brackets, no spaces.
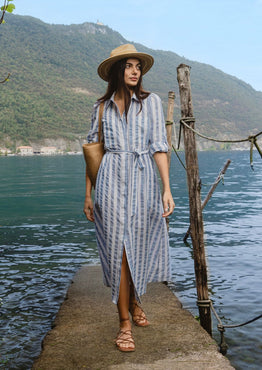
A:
33,265,234,369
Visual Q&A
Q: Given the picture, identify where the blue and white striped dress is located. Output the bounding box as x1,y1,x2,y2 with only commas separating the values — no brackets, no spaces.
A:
87,92,171,304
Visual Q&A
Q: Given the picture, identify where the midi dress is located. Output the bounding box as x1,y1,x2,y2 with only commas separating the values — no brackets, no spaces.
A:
87,92,171,304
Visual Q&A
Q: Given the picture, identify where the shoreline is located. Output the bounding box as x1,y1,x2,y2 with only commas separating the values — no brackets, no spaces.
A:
0,147,251,158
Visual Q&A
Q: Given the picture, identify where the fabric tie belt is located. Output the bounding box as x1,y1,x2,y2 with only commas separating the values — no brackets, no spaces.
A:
106,148,149,169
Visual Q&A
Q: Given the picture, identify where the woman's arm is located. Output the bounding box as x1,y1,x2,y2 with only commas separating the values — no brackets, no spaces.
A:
83,102,101,222
154,152,175,218
83,168,95,222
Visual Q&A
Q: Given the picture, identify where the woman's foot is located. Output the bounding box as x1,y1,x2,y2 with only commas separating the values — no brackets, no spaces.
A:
129,301,149,327
115,319,135,352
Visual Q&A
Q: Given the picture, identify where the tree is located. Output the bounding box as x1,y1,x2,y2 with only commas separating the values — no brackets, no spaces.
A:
0,0,15,83
0,0,15,24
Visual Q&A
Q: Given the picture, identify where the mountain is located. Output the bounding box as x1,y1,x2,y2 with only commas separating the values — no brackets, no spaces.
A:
1,14,262,151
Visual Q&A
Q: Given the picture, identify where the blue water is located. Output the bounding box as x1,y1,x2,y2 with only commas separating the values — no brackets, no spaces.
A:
0,151,261,369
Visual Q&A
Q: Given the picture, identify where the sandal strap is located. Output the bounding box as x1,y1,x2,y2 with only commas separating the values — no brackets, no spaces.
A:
133,314,147,321
129,301,139,311
115,330,135,345
129,302,146,317
118,329,133,338
129,301,149,326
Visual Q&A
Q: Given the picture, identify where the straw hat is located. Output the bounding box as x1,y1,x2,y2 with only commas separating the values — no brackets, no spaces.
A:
97,44,154,81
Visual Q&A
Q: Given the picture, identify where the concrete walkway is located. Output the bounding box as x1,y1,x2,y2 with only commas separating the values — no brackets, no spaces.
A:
33,265,234,370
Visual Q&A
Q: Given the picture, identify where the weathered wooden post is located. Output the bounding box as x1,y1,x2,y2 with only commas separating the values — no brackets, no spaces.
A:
184,159,231,242
165,91,175,231
177,64,212,335
166,91,175,169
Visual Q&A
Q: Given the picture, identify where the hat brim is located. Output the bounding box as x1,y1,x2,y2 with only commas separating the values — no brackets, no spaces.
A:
97,52,154,82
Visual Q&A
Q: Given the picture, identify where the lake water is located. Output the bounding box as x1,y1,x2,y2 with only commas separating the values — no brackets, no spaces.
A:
0,151,261,369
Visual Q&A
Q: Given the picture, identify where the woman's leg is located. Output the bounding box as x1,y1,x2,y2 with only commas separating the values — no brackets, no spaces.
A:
115,249,135,351
129,281,149,327
117,249,131,329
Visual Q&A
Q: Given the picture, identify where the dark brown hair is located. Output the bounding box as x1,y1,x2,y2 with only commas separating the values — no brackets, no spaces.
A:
98,58,150,119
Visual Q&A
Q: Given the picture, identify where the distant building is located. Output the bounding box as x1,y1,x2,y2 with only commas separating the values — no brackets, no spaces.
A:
17,146,34,156
0,148,12,155
40,146,57,155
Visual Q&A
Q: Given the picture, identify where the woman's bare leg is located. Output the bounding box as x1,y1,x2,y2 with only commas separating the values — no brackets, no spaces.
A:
116,249,135,351
117,249,131,327
129,282,149,327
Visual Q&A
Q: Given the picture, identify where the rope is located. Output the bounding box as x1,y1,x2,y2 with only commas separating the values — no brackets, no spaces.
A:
197,299,211,308
170,150,224,187
220,313,262,329
175,117,262,353
179,117,262,168
171,147,225,187
180,118,262,144
250,136,255,170
210,301,262,355
201,174,224,187
172,144,187,170
177,118,184,150
173,116,262,355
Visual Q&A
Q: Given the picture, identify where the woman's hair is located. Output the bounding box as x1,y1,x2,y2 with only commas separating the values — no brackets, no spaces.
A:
98,58,150,118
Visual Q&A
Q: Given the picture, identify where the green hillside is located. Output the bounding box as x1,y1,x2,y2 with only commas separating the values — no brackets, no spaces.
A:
0,14,262,149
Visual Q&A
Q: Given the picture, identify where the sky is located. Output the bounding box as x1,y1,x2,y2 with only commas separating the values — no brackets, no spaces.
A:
13,0,262,91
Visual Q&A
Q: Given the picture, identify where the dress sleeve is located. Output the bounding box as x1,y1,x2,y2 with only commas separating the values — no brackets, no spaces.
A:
149,93,168,156
86,102,103,143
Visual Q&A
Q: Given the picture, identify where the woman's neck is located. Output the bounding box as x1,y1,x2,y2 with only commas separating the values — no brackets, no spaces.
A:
114,88,133,117
114,91,125,116
115,87,133,101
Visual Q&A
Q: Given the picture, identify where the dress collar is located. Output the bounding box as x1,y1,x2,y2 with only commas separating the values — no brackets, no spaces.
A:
131,93,139,102
108,92,139,103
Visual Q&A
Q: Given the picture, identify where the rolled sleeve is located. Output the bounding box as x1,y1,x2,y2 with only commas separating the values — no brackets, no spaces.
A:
150,141,168,156
149,93,168,156
86,102,102,143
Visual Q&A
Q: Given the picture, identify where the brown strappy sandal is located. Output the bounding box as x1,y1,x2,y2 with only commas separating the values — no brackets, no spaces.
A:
129,302,149,327
114,319,135,352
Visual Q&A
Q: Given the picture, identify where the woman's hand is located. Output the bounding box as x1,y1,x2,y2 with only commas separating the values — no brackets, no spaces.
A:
83,197,95,222
153,152,175,217
162,190,175,218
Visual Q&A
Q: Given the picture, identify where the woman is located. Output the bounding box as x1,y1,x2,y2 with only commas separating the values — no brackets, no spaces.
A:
84,44,175,352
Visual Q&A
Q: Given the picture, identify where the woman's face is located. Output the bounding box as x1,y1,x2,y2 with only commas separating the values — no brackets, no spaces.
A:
124,58,141,88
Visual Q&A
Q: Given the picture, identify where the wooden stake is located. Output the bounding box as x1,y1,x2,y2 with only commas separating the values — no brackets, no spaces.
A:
165,91,175,231
177,64,212,335
166,91,175,170
184,159,231,242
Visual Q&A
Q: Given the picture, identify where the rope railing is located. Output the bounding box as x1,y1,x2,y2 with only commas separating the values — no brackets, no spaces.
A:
195,299,262,355
172,144,187,170
178,117,262,169
209,300,262,355
180,117,262,143
171,116,262,354
172,143,227,187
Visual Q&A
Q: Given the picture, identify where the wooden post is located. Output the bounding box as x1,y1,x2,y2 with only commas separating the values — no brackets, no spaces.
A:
184,159,231,242
165,91,175,231
166,91,175,170
177,64,212,335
